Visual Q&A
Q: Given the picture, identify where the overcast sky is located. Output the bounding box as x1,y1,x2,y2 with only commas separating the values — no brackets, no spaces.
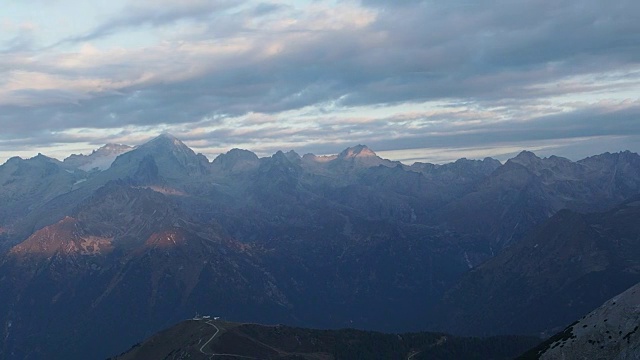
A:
1,0,639,164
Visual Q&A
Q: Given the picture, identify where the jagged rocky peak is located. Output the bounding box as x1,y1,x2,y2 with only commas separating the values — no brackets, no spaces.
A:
3,153,64,174
506,151,587,177
483,156,503,166
143,133,192,152
301,145,381,165
33,153,52,160
298,145,398,175
132,133,205,162
5,155,23,164
334,144,399,170
580,150,640,169
509,150,541,165
219,148,259,161
145,133,210,163
271,150,293,163
269,150,302,166
257,150,302,178
212,148,259,172
338,144,378,159
284,150,301,162
95,143,133,155
450,157,502,169
505,150,555,175
546,154,573,165
301,152,336,163
109,133,210,178
509,151,573,168
26,153,64,166
618,149,640,161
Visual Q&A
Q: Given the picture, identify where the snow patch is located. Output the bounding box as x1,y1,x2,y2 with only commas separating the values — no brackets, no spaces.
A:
78,155,120,171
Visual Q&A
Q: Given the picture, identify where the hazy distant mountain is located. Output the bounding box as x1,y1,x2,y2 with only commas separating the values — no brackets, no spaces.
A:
436,198,640,337
106,133,210,183
211,148,260,174
518,281,640,359
112,318,540,360
0,154,84,248
438,150,640,249
301,144,398,181
63,143,133,171
408,157,502,196
0,134,639,359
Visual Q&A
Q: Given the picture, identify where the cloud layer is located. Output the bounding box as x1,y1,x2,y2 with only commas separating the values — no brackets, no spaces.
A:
1,0,639,163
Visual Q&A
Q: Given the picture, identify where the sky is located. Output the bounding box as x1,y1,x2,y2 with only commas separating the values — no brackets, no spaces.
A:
1,0,639,164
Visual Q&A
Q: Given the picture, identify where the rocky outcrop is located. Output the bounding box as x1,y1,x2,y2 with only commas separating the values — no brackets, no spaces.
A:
519,281,640,359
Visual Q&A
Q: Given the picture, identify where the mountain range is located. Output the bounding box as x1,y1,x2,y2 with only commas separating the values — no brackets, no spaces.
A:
0,133,639,359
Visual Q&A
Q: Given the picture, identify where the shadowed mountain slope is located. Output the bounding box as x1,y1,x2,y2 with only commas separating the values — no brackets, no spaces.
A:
439,151,640,249
436,197,640,337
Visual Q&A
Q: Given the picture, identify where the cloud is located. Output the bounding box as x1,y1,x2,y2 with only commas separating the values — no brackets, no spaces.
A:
359,0,426,8
0,22,38,53
0,2,379,126
137,99,640,161
58,0,246,44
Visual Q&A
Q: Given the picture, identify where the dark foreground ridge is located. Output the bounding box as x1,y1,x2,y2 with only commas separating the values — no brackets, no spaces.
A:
111,318,540,360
